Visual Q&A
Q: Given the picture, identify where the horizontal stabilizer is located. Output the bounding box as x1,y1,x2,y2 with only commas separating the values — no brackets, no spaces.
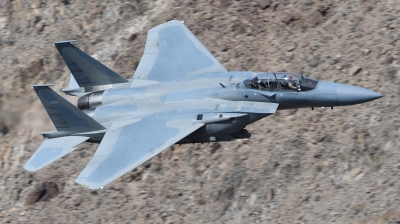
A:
24,136,89,172
53,40,128,87
33,85,105,132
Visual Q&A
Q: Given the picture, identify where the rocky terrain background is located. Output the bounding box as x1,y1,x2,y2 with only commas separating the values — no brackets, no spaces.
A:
0,0,399,223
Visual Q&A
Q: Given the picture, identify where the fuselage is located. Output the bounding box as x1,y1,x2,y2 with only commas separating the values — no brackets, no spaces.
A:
71,71,381,143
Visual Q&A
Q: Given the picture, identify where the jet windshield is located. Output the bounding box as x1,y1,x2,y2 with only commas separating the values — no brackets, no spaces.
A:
242,72,318,92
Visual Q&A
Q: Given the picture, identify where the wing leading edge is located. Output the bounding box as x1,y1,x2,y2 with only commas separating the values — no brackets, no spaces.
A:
76,114,203,189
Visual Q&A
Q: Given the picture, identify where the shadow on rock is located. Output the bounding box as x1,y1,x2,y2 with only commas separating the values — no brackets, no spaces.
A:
26,182,59,206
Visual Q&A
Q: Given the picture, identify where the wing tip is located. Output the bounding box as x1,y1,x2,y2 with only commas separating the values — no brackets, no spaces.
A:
151,20,185,31
78,184,104,190
75,178,104,190
32,84,55,89
53,40,77,47
23,164,37,172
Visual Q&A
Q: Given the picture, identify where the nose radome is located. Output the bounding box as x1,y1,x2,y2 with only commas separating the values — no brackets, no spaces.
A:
336,84,382,105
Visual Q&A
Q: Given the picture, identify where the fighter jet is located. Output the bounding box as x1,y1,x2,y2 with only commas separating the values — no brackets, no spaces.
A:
24,20,382,189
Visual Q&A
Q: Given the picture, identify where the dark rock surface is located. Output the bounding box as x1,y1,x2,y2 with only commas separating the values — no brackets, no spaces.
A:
0,0,399,223
26,182,59,206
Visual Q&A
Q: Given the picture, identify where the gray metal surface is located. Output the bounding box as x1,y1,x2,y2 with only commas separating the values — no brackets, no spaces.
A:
24,136,89,171
53,41,128,87
61,73,85,96
76,114,203,189
24,20,382,189
133,20,227,82
33,85,105,132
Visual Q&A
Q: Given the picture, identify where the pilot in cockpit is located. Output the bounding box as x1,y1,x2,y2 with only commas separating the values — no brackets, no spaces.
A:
280,75,289,88
251,77,259,89
287,76,297,90
252,77,267,90
281,75,297,90
258,80,266,89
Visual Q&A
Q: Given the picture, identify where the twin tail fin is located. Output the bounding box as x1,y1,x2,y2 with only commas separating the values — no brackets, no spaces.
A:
32,84,105,132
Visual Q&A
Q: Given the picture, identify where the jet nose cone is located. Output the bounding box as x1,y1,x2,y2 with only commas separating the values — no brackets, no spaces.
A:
336,84,382,105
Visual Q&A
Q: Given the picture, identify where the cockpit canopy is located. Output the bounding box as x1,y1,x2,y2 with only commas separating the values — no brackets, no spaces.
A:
241,72,318,92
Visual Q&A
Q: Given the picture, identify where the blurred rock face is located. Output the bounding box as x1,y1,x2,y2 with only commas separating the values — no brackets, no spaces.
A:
25,182,59,206
0,0,399,223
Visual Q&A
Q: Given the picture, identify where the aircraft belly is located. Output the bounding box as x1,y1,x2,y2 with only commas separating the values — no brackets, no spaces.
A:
246,113,271,125
182,116,248,142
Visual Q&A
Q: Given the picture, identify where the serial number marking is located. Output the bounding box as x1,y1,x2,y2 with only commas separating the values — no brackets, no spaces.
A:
49,101,59,104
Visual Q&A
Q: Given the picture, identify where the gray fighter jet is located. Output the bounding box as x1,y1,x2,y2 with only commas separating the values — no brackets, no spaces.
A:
24,20,382,189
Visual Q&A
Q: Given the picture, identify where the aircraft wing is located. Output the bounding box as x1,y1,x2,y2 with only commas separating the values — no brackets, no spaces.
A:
132,20,227,84
75,113,203,189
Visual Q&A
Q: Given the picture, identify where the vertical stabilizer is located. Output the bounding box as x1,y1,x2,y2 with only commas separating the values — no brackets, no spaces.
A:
53,40,128,87
33,84,105,132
